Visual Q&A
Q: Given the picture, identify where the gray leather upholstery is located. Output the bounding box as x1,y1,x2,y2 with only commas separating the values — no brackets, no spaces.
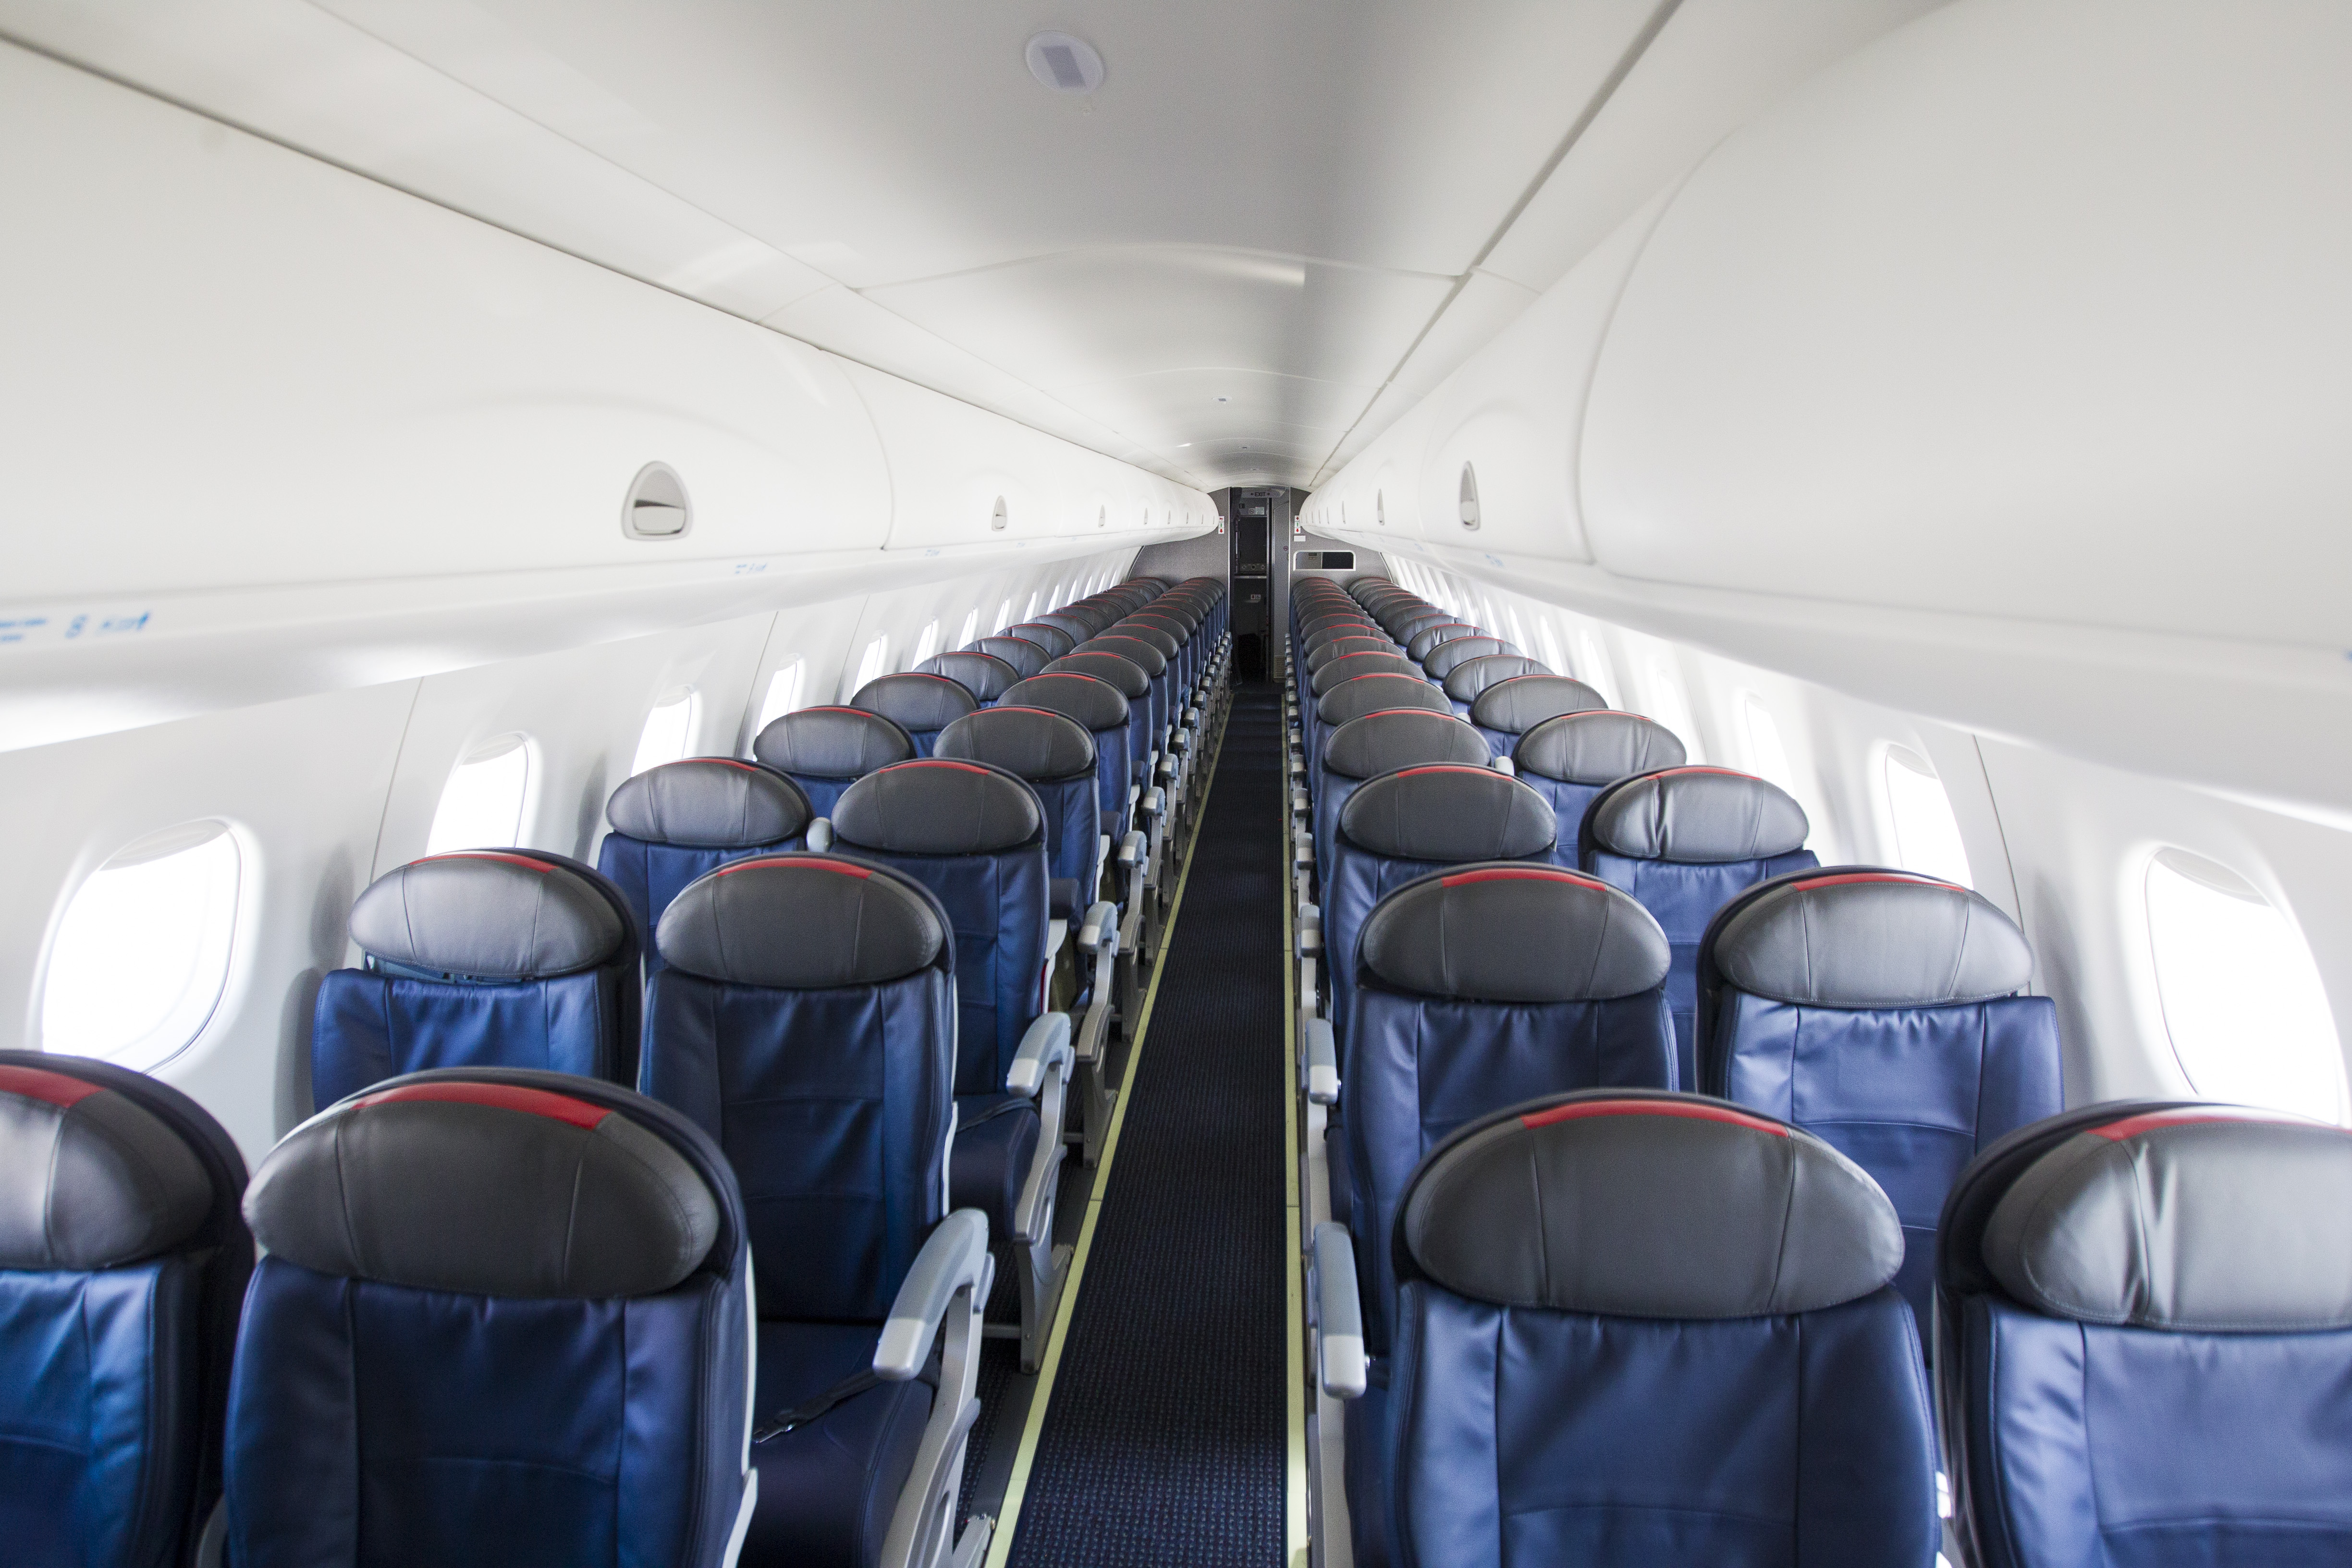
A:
1401,1091,1903,1318
850,672,980,733
246,1079,719,1298
1983,1109,2352,1332
1405,622,1477,661
349,852,625,979
1043,651,1150,699
1305,636,1397,674
1360,865,1669,1002
1310,652,1424,697
0,1064,212,1269
657,853,946,989
1323,709,1492,779
1037,611,1098,644
919,651,1022,702
1075,635,1167,678
1586,768,1810,864
1424,636,1517,680
1105,623,1180,660
753,706,916,779
1003,623,1076,659
834,760,1043,854
1514,708,1684,781
971,636,1052,680
1337,766,1555,860
1711,870,2033,1008
999,672,1130,729
934,706,1097,780
1316,673,1451,727
606,758,813,849
1441,654,1549,703
1472,675,1611,738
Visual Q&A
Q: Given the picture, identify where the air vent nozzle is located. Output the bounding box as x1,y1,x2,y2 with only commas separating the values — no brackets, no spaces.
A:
622,463,691,540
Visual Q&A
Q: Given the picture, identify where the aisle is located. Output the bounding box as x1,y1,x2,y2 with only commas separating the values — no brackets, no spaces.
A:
1002,681,1290,1568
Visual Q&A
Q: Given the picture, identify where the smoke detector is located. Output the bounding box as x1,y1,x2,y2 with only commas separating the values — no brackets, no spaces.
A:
1026,32,1104,93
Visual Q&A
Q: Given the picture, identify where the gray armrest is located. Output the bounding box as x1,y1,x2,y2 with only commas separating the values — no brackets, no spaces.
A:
1117,830,1146,870
1305,1016,1339,1105
1292,825,1314,868
1141,786,1165,818
1312,1222,1367,1399
1491,755,1517,777
875,1210,991,1379
1296,902,1321,956
1079,899,1118,954
807,817,834,852
1006,1011,1073,1097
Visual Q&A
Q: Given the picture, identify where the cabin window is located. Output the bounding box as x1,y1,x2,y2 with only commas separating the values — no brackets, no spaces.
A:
1506,605,1527,650
427,734,533,855
1024,591,1041,621
1883,747,1973,888
958,607,980,649
993,600,1013,637
1742,696,1800,799
752,661,805,746
914,621,941,667
854,635,890,692
42,822,240,1071
1642,658,1701,762
631,687,698,777
1537,621,1566,680
2144,849,2348,1122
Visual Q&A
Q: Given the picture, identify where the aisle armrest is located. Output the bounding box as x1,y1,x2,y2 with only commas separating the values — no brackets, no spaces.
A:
1006,1011,1073,1097
808,817,834,851
1296,902,1321,956
876,1210,992,1379
1305,1017,1339,1106
1312,1223,1367,1400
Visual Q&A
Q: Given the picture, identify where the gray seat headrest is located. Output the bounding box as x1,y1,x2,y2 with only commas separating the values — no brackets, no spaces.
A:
1378,605,1439,637
999,673,1130,730
1442,654,1550,704
1121,614,1193,646
1310,652,1425,697
657,854,947,988
834,760,1043,855
1587,767,1810,864
1305,636,1397,673
1983,1108,2352,1333
1472,675,1610,737
350,852,625,980
753,707,916,780
1361,865,1669,1003
1316,674,1451,727
919,651,1021,702
0,1062,213,1270
1406,622,1479,661
1711,870,2033,1008
1513,709,1685,782
1044,652,1150,700
1322,709,1492,781
1106,622,1180,659
970,637,1051,679
606,759,812,849
1003,623,1076,658
1337,765,1556,862
1424,636,1517,680
1076,635,1167,678
850,672,980,733
934,706,1096,780
1037,611,1099,642
246,1079,719,1298
1401,1091,1903,1318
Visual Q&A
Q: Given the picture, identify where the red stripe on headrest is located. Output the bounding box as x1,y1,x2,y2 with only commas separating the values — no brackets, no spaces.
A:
355,1080,610,1130
794,707,870,718
2091,1107,2337,1141
1783,871,1948,893
895,760,992,775
661,758,762,773
1335,674,1433,686
1440,867,1603,890
1392,765,1504,779
1351,709,1467,723
417,852,551,873
717,856,871,879
0,1064,105,1108
1519,1099,1788,1136
1647,766,1760,781
1025,674,1112,686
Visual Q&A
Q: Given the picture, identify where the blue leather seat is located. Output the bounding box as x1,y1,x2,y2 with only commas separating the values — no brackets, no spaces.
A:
999,672,1135,844
1076,634,1172,756
1311,673,1452,800
1121,609,1197,694
849,672,979,758
1467,673,1609,756
640,855,988,1568
752,706,916,818
1043,652,1154,803
225,1068,753,1567
1346,1090,1937,1568
0,1054,252,1568
1311,708,1492,893
935,705,1103,914
969,635,1052,681
1580,766,1818,1088
1701,868,2064,1332
311,849,643,1108
598,758,812,977
1438,653,1547,717
1510,708,1684,852
917,649,1021,707
1938,1102,2352,1568
830,760,1073,1370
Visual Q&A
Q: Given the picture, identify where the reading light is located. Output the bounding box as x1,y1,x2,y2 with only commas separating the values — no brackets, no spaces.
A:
1026,32,1104,93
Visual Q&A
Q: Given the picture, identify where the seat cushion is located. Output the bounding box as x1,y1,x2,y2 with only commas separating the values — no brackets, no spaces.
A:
949,1093,1041,1238
749,1322,934,1568
1049,879,1080,921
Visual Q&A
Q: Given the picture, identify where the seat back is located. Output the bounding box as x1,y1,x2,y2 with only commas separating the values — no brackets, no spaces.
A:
970,635,1051,680
1423,635,1515,681
1002,621,1076,660
1580,766,1818,1085
998,674,1133,835
1311,674,1453,798
0,1054,251,1568
1043,652,1154,784
919,650,1022,705
752,705,916,817
1343,868,1675,1354
1076,634,1172,746
1511,709,1683,849
1312,708,1491,889
1405,620,1478,661
1386,1091,1935,1568
1325,766,1555,1048
850,672,980,757
1440,653,1548,714
1702,869,2063,1326
1036,610,1099,645
833,760,1051,1095
1470,673,1611,756
227,1070,749,1568
1938,1103,2352,1568
312,850,642,1108
935,706,1102,901
1309,650,1423,698
598,758,812,975
642,855,956,1324
1305,635,1398,674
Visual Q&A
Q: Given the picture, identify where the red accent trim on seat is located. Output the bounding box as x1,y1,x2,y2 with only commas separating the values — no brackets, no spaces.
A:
895,760,993,775
1440,867,1602,889
2090,1106,2336,1141
1518,1099,1788,1136
1346,709,1470,723
1391,765,1505,780
1782,871,1948,893
660,758,763,773
716,856,871,880
1647,766,1764,782
355,1080,610,1130
417,852,551,873
790,706,875,718
0,1064,106,1109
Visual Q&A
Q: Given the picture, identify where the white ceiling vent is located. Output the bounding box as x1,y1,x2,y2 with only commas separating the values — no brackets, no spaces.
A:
1026,32,1104,94
991,495,1009,531
622,463,691,539
1459,463,1481,529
